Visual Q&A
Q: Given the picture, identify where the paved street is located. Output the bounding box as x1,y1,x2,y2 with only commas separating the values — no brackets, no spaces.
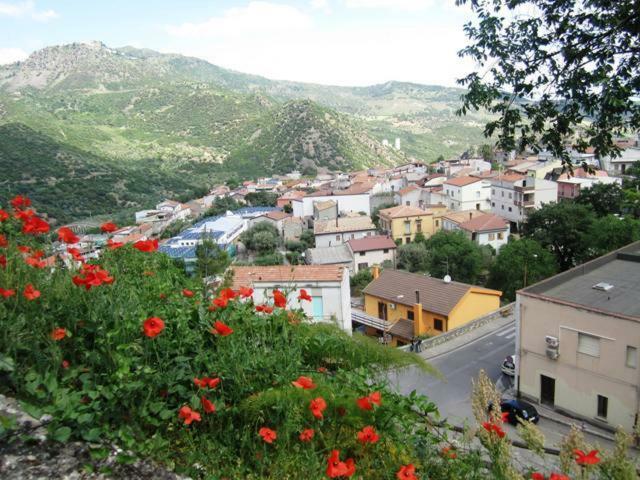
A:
390,318,630,455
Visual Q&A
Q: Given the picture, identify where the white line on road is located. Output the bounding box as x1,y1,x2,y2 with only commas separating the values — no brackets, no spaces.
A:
427,321,516,361
505,332,517,340
496,326,516,337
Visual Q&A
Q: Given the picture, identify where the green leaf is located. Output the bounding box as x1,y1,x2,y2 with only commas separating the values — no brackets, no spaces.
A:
0,354,15,372
18,401,42,420
83,428,103,443
77,413,94,424
51,426,72,442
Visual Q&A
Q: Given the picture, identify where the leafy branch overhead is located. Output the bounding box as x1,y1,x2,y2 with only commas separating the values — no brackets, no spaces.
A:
456,0,640,164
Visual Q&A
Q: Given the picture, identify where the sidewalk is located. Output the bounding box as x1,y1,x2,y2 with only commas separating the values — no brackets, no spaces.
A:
419,313,514,360
535,403,618,443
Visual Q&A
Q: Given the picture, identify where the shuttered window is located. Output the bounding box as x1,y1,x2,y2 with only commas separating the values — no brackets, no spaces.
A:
626,346,637,368
578,333,600,357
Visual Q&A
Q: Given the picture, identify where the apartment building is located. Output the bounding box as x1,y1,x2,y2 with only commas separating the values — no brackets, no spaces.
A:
491,174,557,231
442,176,492,212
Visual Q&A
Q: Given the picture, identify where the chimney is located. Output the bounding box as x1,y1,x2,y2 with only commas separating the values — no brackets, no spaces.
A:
371,265,380,280
413,292,423,337
414,289,420,304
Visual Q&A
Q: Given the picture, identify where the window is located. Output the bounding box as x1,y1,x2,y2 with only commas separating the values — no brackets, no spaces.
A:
383,249,389,253
475,191,480,198
435,220,439,227
404,221,411,234
508,193,512,199
405,237,411,244
597,395,608,419
351,234,356,239
407,310,415,321
492,202,495,207
406,201,410,206
492,189,495,195
501,205,505,210
626,346,637,368
358,262,368,270
434,319,443,331
578,333,600,357
498,232,504,240
489,233,496,240
359,251,365,256
501,191,504,197
336,235,340,241
416,220,422,233
508,207,512,212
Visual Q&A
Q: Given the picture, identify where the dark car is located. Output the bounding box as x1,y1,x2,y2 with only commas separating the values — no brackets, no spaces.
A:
499,399,539,425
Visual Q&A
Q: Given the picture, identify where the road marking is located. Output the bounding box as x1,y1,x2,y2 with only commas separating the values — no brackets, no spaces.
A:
505,332,516,340
496,326,516,337
427,320,515,361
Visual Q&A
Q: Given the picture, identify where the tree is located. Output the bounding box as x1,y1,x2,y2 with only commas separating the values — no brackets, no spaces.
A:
299,229,315,249
522,202,596,270
458,0,640,167
240,223,279,254
479,144,495,163
253,252,284,265
397,243,430,273
205,197,240,217
425,230,483,284
575,183,624,217
196,240,230,278
283,203,293,214
245,192,278,207
488,239,557,302
371,203,396,229
225,176,240,190
587,215,640,257
350,269,373,296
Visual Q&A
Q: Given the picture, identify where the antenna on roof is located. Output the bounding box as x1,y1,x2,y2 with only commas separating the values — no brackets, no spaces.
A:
443,275,452,284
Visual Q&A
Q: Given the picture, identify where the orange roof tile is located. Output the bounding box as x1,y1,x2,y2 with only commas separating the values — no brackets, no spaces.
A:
458,213,508,232
230,265,344,289
379,205,431,219
443,176,482,187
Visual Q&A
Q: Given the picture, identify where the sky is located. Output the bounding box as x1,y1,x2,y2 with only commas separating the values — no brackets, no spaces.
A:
0,0,478,87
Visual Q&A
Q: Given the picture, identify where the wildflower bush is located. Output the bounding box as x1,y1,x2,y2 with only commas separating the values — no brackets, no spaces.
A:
0,197,638,479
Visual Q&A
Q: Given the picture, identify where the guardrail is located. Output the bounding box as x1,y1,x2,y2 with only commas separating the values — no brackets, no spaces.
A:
397,302,515,352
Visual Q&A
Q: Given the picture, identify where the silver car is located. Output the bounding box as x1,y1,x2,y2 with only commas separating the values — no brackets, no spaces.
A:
501,355,517,376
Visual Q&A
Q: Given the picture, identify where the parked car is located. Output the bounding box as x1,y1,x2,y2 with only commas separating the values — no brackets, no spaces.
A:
499,399,539,425
501,354,517,376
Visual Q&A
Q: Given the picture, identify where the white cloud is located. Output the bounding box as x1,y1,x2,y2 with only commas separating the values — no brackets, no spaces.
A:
310,0,331,13
0,47,28,64
166,1,311,38
0,1,59,22
344,0,434,10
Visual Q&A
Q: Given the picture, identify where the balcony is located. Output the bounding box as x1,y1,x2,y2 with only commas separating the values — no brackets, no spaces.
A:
514,183,535,192
514,199,535,207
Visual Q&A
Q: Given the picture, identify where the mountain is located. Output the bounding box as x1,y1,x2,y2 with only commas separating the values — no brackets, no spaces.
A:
0,42,491,222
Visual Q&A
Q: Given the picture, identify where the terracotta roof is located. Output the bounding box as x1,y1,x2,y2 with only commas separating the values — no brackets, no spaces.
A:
443,210,487,225
398,185,420,196
443,176,482,187
388,318,414,340
264,211,292,221
314,200,337,211
363,269,500,316
458,213,509,233
491,173,526,183
283,216,304,225
378,205,431,219
314,216,376,234
306,182,374,197
230,265,344,289
347,235,397,253
278,190,307,200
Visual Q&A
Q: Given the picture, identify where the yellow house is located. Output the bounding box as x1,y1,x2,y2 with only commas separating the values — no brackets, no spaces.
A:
378,205,447,244
359,268,502,346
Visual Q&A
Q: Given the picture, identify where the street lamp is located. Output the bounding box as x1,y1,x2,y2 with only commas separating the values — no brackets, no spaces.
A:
523,253,538,288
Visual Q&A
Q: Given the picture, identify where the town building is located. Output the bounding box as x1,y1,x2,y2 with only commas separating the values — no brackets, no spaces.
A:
516,241,640,433
292,183,374,217
283,217,305,242
276,190,306,209
156,200,191,221
442,176,492,212
230,265,352,332
305,245,354,271
354,269,501,346
490,174,558,231
346,235,397,273
555,168,622,201
313,200,338,221
378,205,446,244
601,147,640,175
442,211,510,251
250,210,292,237
313,216,376,248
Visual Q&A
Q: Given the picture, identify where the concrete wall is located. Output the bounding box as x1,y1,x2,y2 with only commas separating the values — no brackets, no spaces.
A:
352,249,395,273
297,194,371,217
315,229,376,248
444,182,492,211
517,294,640,432
448,290,501,330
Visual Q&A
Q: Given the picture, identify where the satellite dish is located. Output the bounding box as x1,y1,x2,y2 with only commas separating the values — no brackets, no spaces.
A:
443,275,452,284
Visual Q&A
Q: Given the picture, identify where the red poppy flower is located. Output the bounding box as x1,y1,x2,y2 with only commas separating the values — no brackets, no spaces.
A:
255,304,274,313
213,296,228,308
14,208,35,221
143,317,165,338
178,406,201,425
210,320,233,336
317,366,328,373
22,216,50,235
193,376,221,389
0,255,6,269
57,227,79,244
356,391,382,410
17,245,30,254
396,464,417,480
238,286,253,298
482,421,506,438
441,445,457,459
0,234,7,248
500,411,510,423
326,450,355,478
219,288,237,300
357,425,379,444
100,222,118,233
201,396,216,414
66,247,84,262
292,376,316,389
0,209,9,222
273,289,287,308
72,264,114,290
182,289,194,298
531,474,545,480
25,255,46,268
61,360,70,369
133,239,158,253
258,427,277,444
10,195,31,209
309,397,327,419
574,449,600,466
549,474,570,480
299,428,314,442
107,238,124,250
0,287,16,298
298,288,312,302
50,327,67,341
23,284,40,301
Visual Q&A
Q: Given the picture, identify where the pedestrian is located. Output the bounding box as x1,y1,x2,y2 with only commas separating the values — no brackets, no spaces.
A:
416,338,423,353
410,337,416,352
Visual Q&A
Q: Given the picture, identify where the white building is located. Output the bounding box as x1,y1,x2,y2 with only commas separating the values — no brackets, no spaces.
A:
442,211,510,251
442,176,492,212
230,265,352,332
491,174,558,230
346,235,397,273
601,147,640,175
314,216,377,248
156,200,191,221
292,183,373,217
249,211,293,237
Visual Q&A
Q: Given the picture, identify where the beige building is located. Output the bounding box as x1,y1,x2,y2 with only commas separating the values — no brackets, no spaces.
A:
516,241,640,433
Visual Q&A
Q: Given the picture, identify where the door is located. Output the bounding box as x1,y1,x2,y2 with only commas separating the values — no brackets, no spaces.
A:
378,302,388,321
540,375,555,406
312,296,324,320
